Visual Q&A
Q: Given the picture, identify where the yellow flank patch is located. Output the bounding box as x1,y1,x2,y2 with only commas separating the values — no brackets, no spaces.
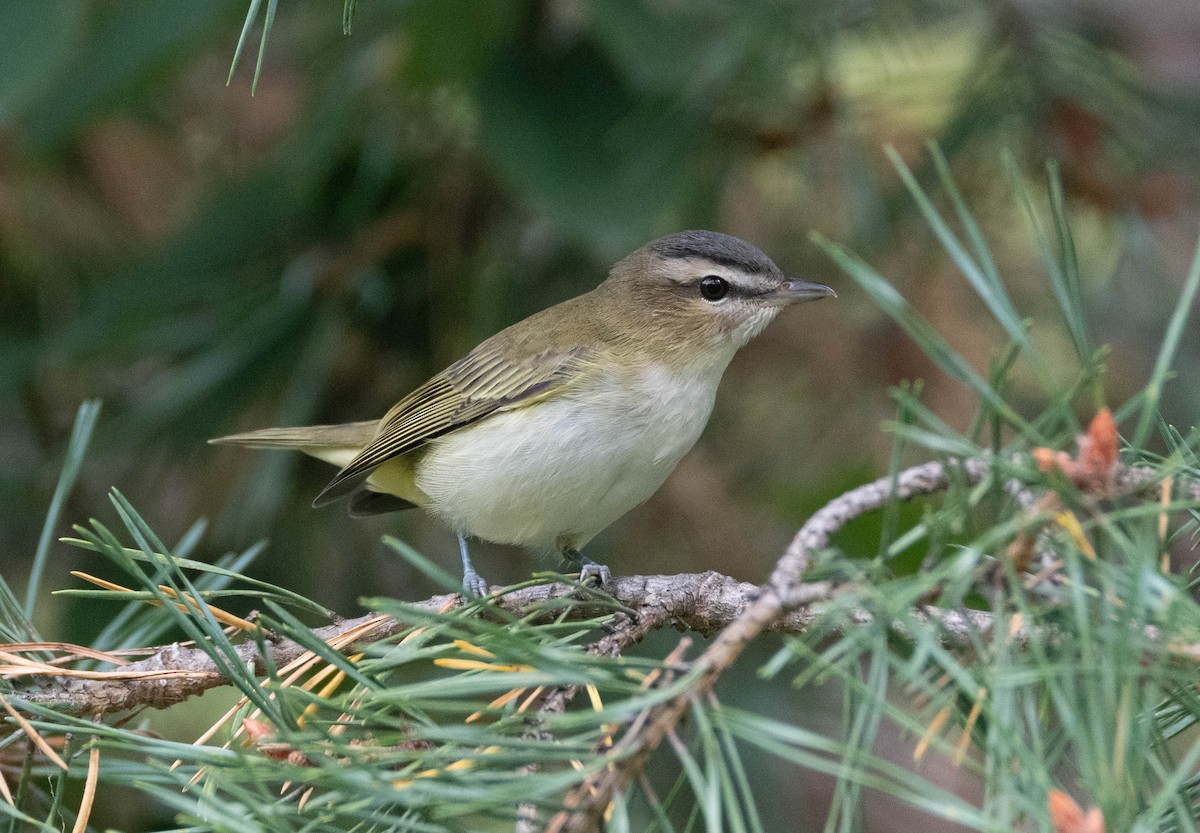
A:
365,455,428,505
302,446,360,468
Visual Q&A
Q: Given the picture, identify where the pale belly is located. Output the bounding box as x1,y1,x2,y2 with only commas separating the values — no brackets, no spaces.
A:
412,368,720,552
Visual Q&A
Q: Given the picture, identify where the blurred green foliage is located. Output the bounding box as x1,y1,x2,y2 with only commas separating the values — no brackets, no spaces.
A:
2,2,1200,826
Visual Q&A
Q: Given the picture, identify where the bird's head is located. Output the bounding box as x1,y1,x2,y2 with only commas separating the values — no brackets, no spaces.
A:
599,230,835,361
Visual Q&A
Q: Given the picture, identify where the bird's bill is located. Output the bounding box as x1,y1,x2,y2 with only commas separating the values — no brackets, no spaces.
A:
767,279,837,304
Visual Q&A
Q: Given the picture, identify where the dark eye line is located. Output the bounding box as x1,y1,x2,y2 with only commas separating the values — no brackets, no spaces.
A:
690,277,765,297
668,276,766,299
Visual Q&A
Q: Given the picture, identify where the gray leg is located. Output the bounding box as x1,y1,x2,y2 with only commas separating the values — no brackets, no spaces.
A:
458,534,489,597
563,548,611,586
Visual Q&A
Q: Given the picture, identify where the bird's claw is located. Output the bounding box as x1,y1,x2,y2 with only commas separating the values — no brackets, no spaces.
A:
579,560,611,586
461,569,489,599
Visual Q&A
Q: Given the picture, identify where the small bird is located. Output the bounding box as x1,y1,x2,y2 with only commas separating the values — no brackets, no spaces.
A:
211,231,834,596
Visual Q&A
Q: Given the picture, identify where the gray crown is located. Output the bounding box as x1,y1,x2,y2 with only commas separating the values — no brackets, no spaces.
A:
648,230,779,275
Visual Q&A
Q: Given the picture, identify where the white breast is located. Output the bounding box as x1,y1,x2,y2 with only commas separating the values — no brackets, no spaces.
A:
413,363,724,552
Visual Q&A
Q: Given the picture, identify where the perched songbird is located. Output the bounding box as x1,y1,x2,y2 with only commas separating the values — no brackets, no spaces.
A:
211,231,834,595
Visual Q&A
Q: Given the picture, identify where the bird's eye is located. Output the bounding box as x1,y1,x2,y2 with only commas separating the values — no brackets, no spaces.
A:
699,275,729,301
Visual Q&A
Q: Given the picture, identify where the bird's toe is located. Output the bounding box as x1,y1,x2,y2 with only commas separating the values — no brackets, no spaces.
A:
579,561,612,586
461,570,490,599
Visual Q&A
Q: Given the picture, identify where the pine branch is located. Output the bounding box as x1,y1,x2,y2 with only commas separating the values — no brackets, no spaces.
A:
4,454,1196,833
546,457,1197,833
8,572,821,716
6,459,1192,723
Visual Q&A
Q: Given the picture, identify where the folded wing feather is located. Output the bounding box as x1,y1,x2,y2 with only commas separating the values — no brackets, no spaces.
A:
312,343,599,506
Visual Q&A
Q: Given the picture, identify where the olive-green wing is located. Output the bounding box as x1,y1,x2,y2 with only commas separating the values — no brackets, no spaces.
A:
313,343,599,506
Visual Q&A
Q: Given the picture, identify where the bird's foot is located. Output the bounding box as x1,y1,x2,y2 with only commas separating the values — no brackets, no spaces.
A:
457,534,490,598
560,548,612,586
461,568,489,599
577,554,611,587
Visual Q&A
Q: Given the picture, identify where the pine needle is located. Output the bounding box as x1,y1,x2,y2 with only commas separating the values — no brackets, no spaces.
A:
70,745,100,833
0,643,129,667
0,695,67,771
913,704,952,762
69,572,257,631
954,689,986,765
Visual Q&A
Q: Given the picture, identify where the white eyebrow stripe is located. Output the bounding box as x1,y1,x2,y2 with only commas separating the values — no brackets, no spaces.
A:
665,266,780,297
722,274,777,296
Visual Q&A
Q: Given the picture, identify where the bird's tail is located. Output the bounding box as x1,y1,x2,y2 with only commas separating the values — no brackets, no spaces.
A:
209,420,377,468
